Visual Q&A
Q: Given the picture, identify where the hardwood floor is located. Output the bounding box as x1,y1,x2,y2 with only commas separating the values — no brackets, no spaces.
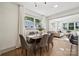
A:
1,36,78,56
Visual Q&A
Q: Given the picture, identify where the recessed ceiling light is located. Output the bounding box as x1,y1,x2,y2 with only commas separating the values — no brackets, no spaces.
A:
53,5,58,8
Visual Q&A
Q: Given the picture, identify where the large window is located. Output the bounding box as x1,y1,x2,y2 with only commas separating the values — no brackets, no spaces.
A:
69,23,74,30
24,16,34,30
63,22,79,31
63,23,67,30
24,16,41,30
75,22,79,30
35,19,41,29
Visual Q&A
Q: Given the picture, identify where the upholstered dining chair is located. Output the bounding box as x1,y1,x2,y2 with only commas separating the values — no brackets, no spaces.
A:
19,34,35,56
29,32,35,35
48,33,54,51
36,34,49,55
68,34,78,56
26,36,35,44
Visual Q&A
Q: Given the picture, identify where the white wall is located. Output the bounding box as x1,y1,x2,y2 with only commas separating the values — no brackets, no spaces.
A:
0,3,18,53
49,14,79,33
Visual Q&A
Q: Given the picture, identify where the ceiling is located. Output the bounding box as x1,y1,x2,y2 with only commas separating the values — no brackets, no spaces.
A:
18,2,79,17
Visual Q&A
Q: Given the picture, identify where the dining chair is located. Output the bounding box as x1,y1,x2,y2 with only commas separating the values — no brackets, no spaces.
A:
36,34,49,55
47,31,52,35
68,34,78,56
48,33,54,51
29,32,35,35
26,36,35,44
19,34,35,56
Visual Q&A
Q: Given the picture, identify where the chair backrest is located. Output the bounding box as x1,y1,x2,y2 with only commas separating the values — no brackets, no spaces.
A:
68,34,78,45
29,32,35,35
48,33,54,43
67,34,71,39
26,36,30,41
19,34,27,48
39,34,49,47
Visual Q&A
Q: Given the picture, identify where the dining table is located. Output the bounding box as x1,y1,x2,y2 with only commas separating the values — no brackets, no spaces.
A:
26,32,48,39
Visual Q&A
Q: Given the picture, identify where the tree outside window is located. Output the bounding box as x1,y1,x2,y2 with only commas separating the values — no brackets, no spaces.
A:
24,16,34,22
35,19,41,29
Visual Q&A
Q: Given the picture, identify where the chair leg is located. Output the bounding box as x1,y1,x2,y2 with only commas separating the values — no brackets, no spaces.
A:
51,42,53,48
48,43,50,51
28,49,32,56
19,48,22,56
25,49,27,56
76,45,78,56
15,48,19,56
21,48,24,56
46,46,48,52
40,47,42,56
34,51,36,56
70,44,72,56
33,49,36,56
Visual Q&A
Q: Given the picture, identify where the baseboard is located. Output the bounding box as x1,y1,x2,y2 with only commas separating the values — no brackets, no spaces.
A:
0,46,16,55
0,44,21,55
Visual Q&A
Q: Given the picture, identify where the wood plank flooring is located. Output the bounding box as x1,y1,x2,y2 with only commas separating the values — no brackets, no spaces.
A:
1,36,78,56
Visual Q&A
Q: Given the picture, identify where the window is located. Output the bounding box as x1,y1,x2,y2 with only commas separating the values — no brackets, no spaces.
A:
24,16,34,30
62,22,79,31
69,23,74,30
75,22,79,30
24,16,41,30
35,19,41,29
63,23,67,30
